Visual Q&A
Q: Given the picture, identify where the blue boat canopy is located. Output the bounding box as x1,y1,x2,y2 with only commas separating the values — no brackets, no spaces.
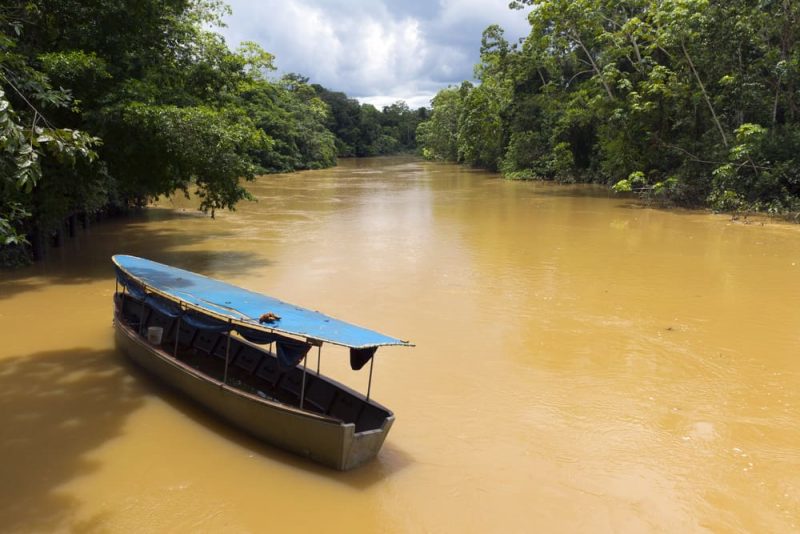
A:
113,255,412,350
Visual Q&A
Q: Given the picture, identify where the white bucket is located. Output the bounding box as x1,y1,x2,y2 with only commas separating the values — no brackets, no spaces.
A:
147,326,164,345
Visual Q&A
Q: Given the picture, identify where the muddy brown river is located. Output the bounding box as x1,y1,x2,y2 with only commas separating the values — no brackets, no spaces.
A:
1,157,798,532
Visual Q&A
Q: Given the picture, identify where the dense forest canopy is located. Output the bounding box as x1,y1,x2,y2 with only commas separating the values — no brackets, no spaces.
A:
417,0,800,213
0,0,426,262
4,0,799,265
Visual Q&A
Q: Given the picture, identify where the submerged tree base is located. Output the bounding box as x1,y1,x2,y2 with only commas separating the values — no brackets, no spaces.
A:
0,244,31,269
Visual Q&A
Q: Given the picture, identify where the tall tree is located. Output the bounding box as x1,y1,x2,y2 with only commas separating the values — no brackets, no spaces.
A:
420,0,800,212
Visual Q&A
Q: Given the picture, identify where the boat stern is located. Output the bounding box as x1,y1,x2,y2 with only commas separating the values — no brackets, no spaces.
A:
339,415,395,470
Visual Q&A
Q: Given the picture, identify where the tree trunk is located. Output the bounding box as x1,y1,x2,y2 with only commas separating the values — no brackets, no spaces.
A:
681,41,728,147
53,224,64,248
67,214,77,238
572,31,614,100
30,228,46,261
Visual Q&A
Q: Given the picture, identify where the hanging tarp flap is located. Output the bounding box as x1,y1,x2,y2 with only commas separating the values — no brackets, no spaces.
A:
277,338,312,369
145,294,182,319
182,311,230,333
350,346,378,370
236,326,279,345
116,268,146,300
112,255,412,349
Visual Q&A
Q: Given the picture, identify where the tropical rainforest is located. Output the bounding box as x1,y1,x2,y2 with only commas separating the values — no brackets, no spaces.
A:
0,0,425,263
417,0,800,214
4,0,800,265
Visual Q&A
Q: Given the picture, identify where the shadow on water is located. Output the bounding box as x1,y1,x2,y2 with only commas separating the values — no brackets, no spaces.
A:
117,355,413,489
0,209,267,301
522,182,615,199
0,348,145,532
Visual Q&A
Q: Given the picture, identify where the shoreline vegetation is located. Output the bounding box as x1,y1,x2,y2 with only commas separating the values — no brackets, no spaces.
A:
0,1,427,266
415,0,800,222
3,1,800,267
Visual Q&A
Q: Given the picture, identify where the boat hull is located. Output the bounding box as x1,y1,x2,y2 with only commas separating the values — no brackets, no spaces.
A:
114,319,393,470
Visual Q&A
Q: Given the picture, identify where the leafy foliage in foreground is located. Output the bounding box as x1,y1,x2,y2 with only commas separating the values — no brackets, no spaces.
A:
417,1,800,213
0,1,426,258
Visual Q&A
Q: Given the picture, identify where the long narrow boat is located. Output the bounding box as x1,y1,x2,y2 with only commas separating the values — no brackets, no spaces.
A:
112,254,412,470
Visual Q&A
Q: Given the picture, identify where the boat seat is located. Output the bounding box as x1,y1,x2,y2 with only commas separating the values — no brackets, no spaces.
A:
232,347,262,374
329,393,362,425
212,335,241,361
280,369,307,397
193,331,219,354
222,347,263,389
120,304,143,327
253,358,282,394
122,297,150,333
303,378,337,413
115,294,142,326
355,404,389,432
175,322,198,348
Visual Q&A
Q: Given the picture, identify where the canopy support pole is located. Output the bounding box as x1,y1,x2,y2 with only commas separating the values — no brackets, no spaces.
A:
268,342,274,392
366,357,374,401
316,345,321,375
300,354,308,410
173,316,181,358
139,290,146,335
223,320,232,385
120,285,126,317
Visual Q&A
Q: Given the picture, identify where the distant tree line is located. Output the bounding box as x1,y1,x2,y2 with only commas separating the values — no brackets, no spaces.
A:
0,1,426,265
314,85,428,157
417,0,800,214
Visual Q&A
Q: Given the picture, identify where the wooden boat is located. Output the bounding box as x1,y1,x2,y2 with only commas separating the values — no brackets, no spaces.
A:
112,254,412,470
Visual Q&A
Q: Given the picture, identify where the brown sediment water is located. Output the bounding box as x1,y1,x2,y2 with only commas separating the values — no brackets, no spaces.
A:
0,156,798,532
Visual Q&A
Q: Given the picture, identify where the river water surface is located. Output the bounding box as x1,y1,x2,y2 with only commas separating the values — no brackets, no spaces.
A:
1,157,798,533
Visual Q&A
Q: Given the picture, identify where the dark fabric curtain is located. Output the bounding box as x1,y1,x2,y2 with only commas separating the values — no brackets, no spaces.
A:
145,294,182,319
277,338,312,369
350,347,378,370
182,311,230,333
116,268,146,300
236,326,280,345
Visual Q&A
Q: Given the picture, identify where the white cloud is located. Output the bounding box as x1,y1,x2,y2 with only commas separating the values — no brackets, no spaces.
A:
359,93,434,110
218,0,531,107
439,0,531,35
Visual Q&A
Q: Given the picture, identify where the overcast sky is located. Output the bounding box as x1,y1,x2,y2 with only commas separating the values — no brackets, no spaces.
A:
217,0,532,109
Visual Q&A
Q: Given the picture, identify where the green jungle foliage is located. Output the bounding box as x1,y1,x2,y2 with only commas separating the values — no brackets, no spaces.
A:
417,0,800,213
0,1,425,260
313,85,428,157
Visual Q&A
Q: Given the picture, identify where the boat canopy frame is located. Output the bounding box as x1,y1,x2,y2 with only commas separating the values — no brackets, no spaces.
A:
113,254,410,405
